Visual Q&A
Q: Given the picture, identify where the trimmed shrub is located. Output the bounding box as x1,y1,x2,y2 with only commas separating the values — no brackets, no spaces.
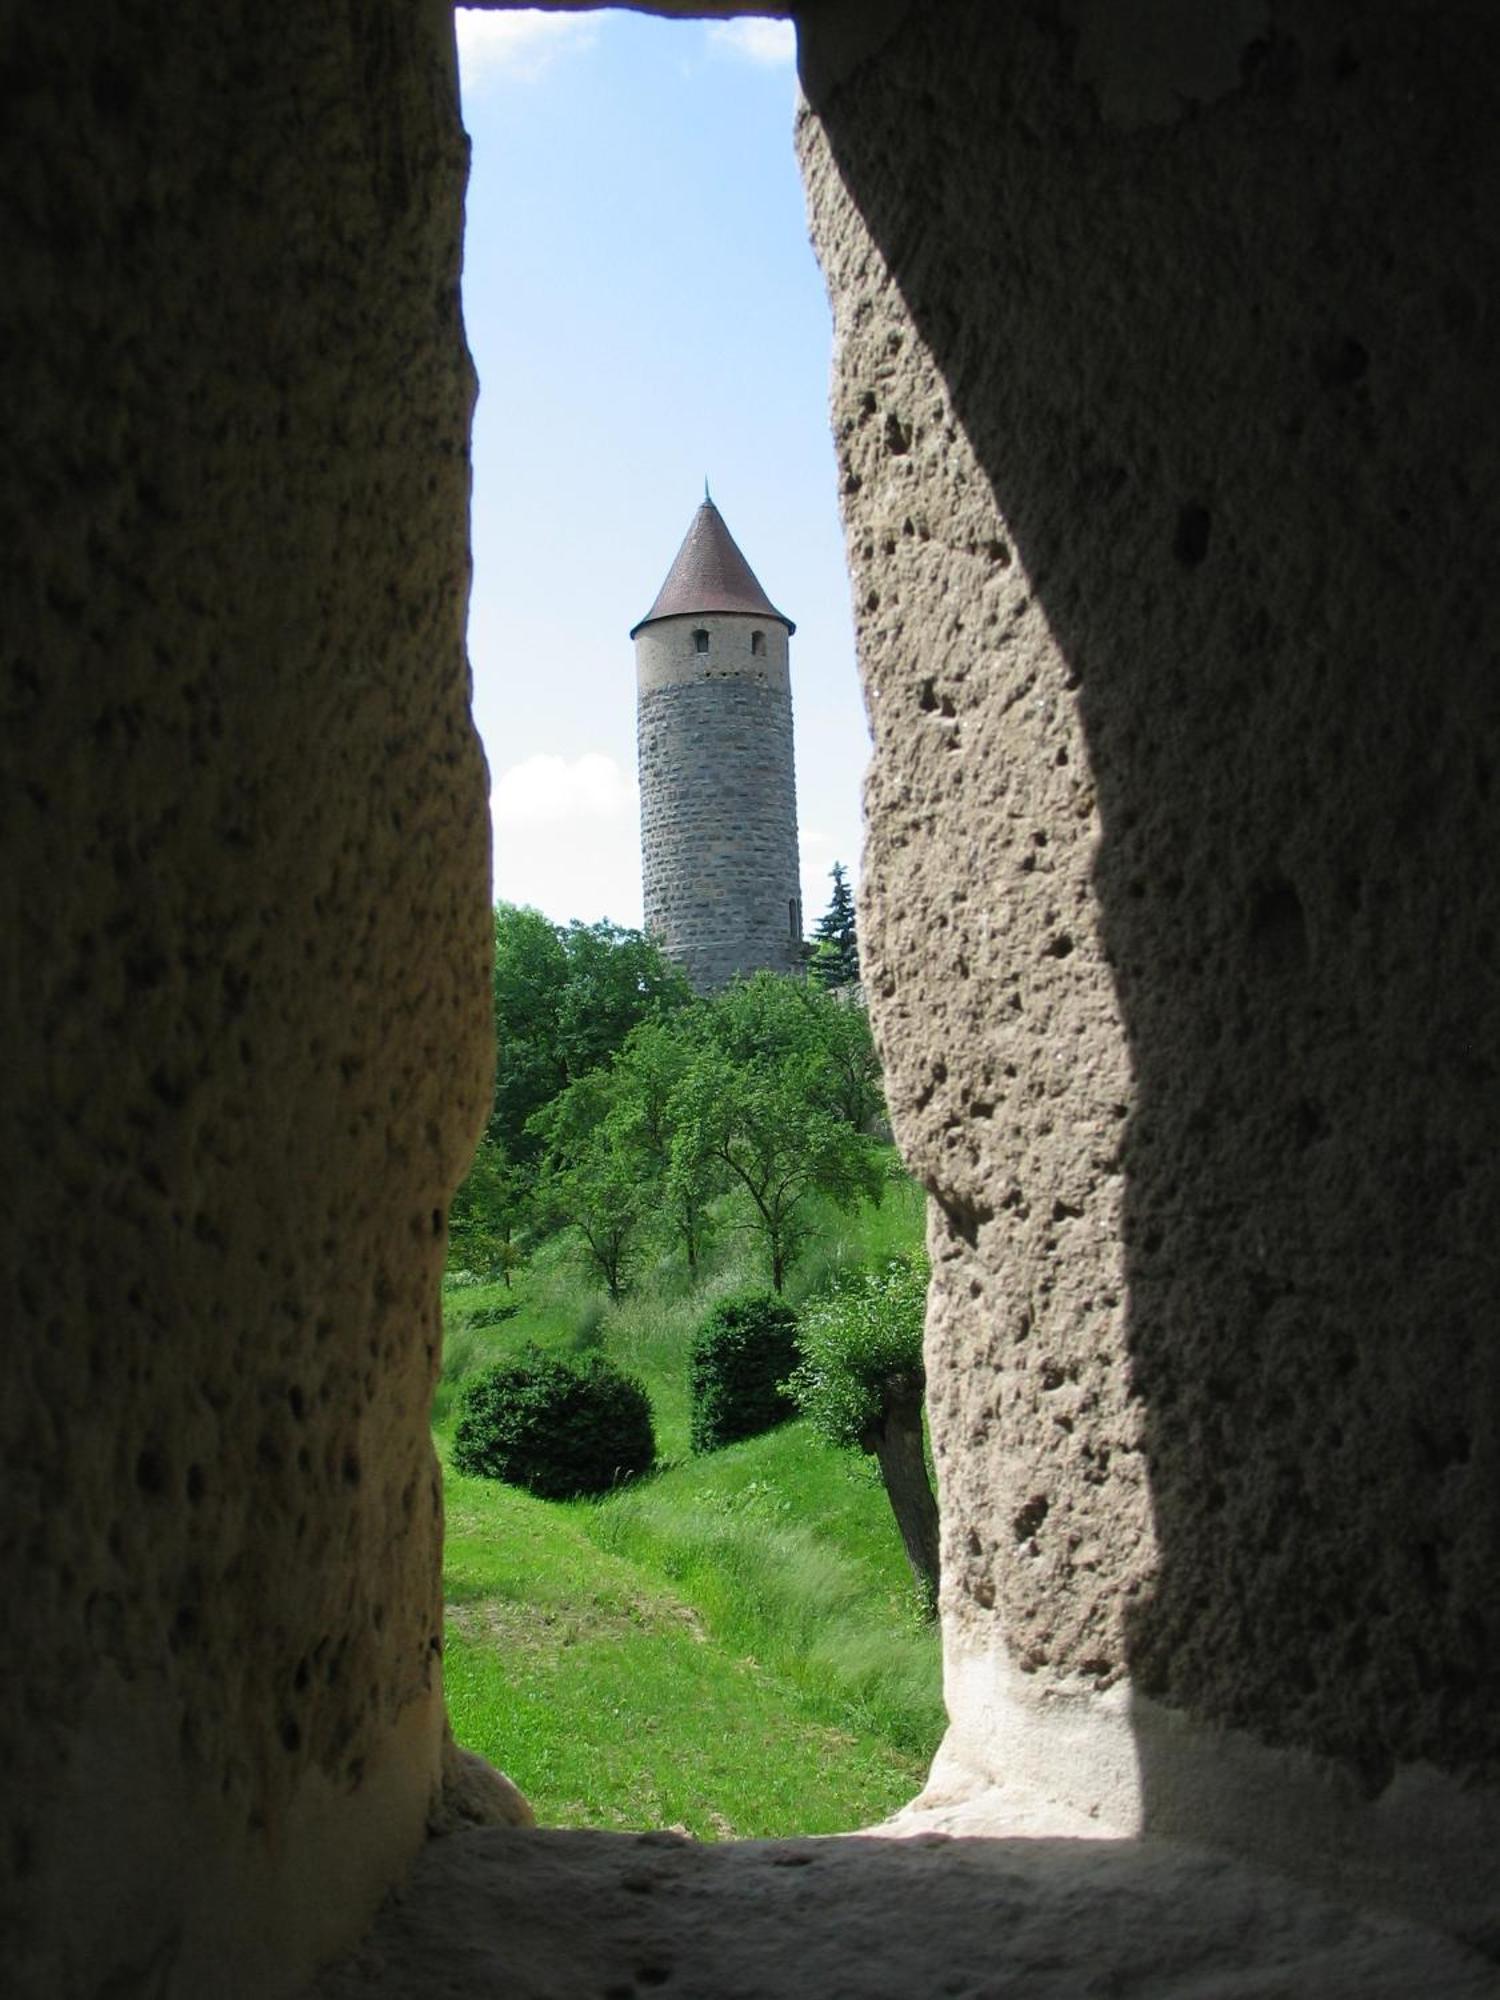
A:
452,1347,655,1499
690,1293,800,1454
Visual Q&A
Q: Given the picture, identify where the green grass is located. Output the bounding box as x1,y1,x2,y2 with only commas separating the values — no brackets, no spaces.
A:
444,1451,930,1836
438,1156,941,1837
586,1424,943,1757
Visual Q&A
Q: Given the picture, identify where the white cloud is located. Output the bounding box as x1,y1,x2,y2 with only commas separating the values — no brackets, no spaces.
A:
491,752,642,925
705,19,796,67
455,9,598,92
492,751,637,827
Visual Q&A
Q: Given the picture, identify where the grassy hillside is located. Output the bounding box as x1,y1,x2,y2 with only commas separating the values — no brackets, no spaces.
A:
437,1160,943,1836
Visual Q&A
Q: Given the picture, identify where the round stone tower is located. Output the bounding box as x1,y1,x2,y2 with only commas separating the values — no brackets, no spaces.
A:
631,496,803,991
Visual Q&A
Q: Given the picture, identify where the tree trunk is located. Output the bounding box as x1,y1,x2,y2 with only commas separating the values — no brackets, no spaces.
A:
864,1376,940,1614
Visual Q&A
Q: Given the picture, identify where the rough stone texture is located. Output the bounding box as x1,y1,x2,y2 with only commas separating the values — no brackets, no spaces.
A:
431,1727,537,1835
798,0,1500,1940
307,1822,1497,1998
636,611,803,990
0,3,490,1993
10,0,1500,1989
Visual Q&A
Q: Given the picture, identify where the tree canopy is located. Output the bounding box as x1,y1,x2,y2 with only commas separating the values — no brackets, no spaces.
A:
489,905,691,1163
455,908,890,1297
664,975,884,1290
528,1070,646,1301
520,971,887,1293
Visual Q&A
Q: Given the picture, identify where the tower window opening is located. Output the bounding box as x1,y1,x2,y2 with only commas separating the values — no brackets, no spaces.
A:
789,897,800,939
751,630,766,658
693,628,710,654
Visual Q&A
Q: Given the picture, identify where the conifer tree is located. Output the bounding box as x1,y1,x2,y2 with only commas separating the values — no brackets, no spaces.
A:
809,861,860,989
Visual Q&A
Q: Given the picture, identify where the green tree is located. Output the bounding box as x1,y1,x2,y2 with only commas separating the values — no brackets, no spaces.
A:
551,919,693,1081
609,1017,724,1273
788,1256,939,1613
809,861,860,990
488,905,691,1165
490,904,570,1165
446,1136,530,1286
528,1071,645,1301
670,975,885,1291
688,967,883,1132
816,990,886,1133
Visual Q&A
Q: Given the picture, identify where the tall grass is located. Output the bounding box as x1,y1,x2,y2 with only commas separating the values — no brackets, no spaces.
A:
780,1160,927,1305
443,1449,926,1836
587,1425,943,1756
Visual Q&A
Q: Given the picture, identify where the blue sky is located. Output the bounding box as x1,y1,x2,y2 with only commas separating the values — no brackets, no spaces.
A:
457,9,867,932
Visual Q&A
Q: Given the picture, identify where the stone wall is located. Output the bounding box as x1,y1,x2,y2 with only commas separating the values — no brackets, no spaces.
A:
636,612,803,990
7,0,1500,1983
0,2,488,1992
798,0,1500,1936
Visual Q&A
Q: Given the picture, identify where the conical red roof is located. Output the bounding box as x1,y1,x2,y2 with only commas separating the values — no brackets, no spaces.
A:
630,499,795,638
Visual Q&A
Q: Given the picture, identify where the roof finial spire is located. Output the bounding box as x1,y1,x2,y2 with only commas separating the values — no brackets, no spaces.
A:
704,475,711,505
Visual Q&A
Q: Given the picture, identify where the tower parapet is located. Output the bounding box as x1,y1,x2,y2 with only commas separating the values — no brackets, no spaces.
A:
632,499,803,991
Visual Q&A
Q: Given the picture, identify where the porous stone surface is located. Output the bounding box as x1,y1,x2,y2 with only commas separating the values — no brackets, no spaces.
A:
636,612,803,990
0,2,489,1993
10,0,1500,1988
431,1728,537,1836
307,1822,1497,1998
798,0,1500,1937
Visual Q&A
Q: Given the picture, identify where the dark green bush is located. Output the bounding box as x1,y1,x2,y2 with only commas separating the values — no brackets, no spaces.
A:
451,1347,655,1498
689,1293,800,1454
